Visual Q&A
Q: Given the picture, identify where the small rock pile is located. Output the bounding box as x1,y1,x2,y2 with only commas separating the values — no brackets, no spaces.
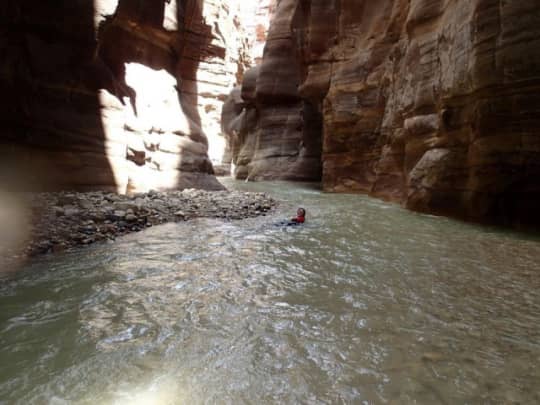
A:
3,189,276,259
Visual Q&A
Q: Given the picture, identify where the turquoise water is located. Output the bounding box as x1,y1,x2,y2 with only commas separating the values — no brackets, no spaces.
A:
1,181,539,404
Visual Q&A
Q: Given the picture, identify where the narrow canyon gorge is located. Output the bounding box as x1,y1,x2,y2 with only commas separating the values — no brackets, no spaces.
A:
2,0,540,227
2,2,540,403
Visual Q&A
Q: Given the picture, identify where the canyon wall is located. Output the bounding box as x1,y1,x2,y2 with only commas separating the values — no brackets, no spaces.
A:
230,0,540,226
0,0,256,193
248,0,323,182
222,0,323,181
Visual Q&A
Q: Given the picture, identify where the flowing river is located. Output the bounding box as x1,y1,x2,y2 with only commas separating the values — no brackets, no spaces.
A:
1,180,539,404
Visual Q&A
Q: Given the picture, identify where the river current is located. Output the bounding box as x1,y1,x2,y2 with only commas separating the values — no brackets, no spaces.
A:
1,180,539,404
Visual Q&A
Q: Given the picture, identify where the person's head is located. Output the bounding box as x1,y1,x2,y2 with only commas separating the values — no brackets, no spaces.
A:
297,208,306,218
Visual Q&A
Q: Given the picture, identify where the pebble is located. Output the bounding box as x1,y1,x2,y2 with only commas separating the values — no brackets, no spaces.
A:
125,214,137,222
113,210,126,219
64,207,80,217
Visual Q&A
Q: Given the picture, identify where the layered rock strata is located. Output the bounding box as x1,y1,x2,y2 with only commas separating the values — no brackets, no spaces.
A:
231,0,540,226
0,0,257,193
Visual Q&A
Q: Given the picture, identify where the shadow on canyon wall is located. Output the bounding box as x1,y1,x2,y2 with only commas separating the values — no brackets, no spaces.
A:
0,1,115,191
177,0,212,139
0,0,217,191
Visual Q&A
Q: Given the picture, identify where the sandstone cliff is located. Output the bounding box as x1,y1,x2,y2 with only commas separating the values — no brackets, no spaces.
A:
0,0,256,193
222,0,323,182
228,0,540,226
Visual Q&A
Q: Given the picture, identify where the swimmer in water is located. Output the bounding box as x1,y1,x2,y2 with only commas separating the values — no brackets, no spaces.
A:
289,207,306,224
274,208,306,227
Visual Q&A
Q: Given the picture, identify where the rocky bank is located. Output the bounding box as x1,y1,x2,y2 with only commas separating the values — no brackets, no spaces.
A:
0,189,276,263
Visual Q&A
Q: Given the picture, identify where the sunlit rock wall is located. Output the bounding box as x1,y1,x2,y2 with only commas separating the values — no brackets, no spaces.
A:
0,0,258,193
233,0,540,226
240,0,277,64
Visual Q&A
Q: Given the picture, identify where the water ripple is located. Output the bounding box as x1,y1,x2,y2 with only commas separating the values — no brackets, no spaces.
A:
1,182,540,404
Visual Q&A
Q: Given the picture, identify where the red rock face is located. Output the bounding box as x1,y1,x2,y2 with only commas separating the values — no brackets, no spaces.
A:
0,0,255,193
236,0,540,226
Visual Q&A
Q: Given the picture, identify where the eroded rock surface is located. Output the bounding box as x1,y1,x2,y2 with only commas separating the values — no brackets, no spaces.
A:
232,0,540,226
0,0,259,193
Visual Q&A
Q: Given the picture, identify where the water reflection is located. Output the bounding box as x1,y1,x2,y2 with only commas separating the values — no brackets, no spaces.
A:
1,181,539,403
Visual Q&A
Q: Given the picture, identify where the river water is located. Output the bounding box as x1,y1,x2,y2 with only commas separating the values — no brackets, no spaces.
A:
1,180,539,404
